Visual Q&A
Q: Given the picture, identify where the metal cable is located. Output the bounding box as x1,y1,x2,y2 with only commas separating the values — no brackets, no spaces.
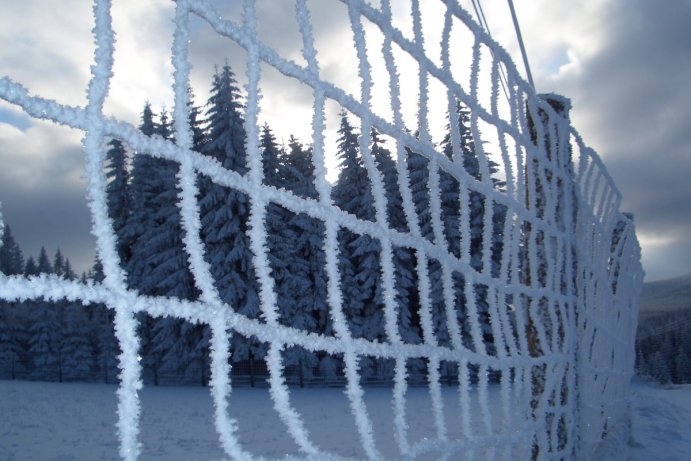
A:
507,0,535,88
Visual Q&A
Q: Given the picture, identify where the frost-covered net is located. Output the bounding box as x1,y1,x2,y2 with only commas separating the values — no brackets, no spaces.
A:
0,0,643,459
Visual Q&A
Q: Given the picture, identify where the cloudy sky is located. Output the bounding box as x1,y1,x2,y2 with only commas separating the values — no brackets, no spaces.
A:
0,0,689,282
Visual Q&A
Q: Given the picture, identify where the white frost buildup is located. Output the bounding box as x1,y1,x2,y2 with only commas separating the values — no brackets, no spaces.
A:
0,0,643,460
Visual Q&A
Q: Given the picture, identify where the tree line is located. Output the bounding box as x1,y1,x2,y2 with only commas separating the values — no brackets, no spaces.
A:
636,308,691,384
0,63,506,386
0,238,119,383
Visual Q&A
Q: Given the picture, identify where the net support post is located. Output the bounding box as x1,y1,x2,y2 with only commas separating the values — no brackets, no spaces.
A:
524,92,577,459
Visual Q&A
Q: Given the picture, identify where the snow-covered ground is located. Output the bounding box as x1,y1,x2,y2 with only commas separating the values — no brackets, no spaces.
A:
1,378,689,460
628,379,691,461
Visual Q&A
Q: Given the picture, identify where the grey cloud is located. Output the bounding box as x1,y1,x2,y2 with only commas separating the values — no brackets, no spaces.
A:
549,0,691,281
0,120,95,274
0,1,93,108
0,155,94,275
641,240,691,283
1,185,95,276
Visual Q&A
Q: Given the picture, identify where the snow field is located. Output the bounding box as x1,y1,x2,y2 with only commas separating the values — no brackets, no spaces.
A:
628,380,691,461
0,380,526,461
3,379,690,460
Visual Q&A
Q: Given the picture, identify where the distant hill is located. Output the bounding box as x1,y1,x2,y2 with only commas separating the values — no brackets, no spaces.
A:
639,273,691,319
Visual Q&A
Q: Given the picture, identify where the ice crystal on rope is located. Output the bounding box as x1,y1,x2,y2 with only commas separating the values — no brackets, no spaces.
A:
0,0,643,460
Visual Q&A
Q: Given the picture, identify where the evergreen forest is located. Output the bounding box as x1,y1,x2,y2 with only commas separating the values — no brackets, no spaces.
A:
0,63,509,386
636,309,691,384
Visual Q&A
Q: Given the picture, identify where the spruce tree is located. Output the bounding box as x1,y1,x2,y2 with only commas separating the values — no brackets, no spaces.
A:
0,225,24,275
440,102,506,357
61,258,76,280
61,301,93,381
36,247,52,274
135,108,196,299
28,253,63,381
148,109,197,383
263,131,325,384
93,304,119,384
0,301,25,379
105,138,131,262
24,257,38,277
406,134,434,242
123,103,157,290
0,223,27,379
283,135,318,199
284,136,331,380
53,249,66,278
89,259,120,383
372,129,423,380
188,90,207,153
123,103,160,384
123,104,197,384
199,63,264,380
183,91,212,386
331,113,384,378
181,321,211,386
260,124,283,188
406,137,452,381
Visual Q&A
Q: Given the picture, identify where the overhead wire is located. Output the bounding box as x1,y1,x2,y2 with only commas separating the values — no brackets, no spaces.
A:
468,0,536,98
507,0,535,89
469,0,511,102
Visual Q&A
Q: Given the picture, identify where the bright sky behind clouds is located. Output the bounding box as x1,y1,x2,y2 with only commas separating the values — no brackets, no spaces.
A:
1,0,689,282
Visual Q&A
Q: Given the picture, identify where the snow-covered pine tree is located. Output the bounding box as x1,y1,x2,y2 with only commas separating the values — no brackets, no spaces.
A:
0,225,24,275
261,124,292,330
52,249,90,381
331,112,385,379
123,102,157,289
676,327,691,383
105,138,130,263
93,304,119,383
62,302,93,381
181,91,212,386
36,246,52,274
122,104,197,384
283,136,317,199
0,300,25,379
371,129,424,380
440,102,505,358
260,123,283,188
137,108,196,298
263,131,325,384
187,88,207,153
89,259,119,383
123,103,161,384
199,63,264,383
0,228,26,379
23,256,38,277
52,249,72,279
28,248,63,381
405,136,453,381
406,134,434,243
144,109,198,383
179,321,211,386
282,135,329,345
